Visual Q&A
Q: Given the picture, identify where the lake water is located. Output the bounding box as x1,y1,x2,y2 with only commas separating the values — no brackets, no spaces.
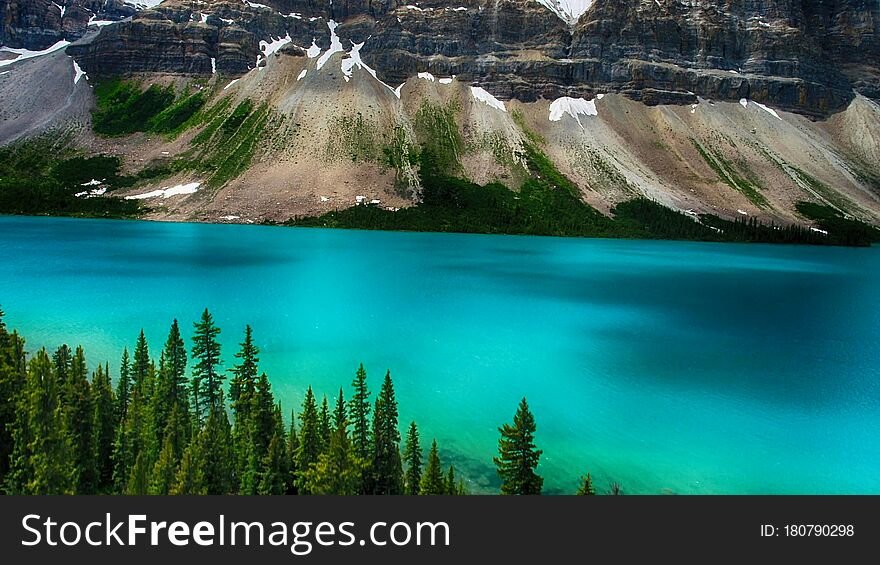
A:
1,215,879,494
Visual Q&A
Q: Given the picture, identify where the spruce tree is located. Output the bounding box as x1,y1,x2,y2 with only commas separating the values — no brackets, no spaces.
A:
126,451,150,495
402,421,422,495
0,309,27,484
494,397,543,495
116,348,131,422
296,387,321,492
332,388,346,432
153,320,188,442
318,395,331,451
52,344,72,390
65,346,97,493
229,325,259,421
172,440,205,495
286,410,299,494
576,473,596,495
250,373,276,458
303,423,364,495
149,435,177,495
191,308,222,421
371,370,403,494
445,465,460,496
257,433,289,495
198,404,235,494
7,349,73,494
91,363,116,491
349,363,371,462
132,330,151,396
419,439,445,495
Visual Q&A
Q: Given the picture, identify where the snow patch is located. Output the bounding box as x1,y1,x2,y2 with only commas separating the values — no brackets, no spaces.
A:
470,86,506,112
72,59,86,84
737,209,749,216
244,1,270,8
752,101,782,120
535,0,594,27
439,76,454,84
74,186,107,198
739,98,749,108
286,12,302,19
53,2,66,18
126,183,201,200
210,57,216,74
223,78,239,90
549,96,597,125
316,21,343,70
220,215,240,220
0,40,70,67
417,72,435,81
87,15,119,27
297,69,307,81
810,227,829,235
306,40,321,58
258,34,292,66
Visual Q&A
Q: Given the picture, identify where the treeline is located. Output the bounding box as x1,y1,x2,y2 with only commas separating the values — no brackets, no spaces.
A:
0,308,611,496
288,149,878,246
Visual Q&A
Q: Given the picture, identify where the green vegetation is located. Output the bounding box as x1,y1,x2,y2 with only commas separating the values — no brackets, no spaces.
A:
0,308,629,495
0,140,142,218
327,112,379,163
413,99,464,173
92,79,207,137
796,202,880,246
192,99,274,187
692,139,769,208
289,145,875,245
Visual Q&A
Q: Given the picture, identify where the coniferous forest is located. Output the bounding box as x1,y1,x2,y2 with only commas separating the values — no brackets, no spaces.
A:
0,307,614,496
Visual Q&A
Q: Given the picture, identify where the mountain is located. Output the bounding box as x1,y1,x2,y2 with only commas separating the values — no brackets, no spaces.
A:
1,0,879,231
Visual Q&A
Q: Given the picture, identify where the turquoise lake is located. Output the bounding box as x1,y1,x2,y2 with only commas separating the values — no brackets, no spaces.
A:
1,215,879,494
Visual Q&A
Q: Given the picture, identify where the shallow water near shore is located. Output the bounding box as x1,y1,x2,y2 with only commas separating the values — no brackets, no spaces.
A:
2,215,879,494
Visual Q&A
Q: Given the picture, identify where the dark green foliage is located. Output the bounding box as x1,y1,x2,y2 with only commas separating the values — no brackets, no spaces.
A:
402,421,422,495
91,362,116,491
332,388,346,433
148,91,207,136
371,370,403,494
191,308,223,420
494,397,543,495
92,80,176,136
795,202,880,247
577,473,596,495
419,439,445,495
0,308,26,480
349,363,371,464
319,395,331,449
296,386,321,492
0,141,142,218
194,99,272,188
65,346,97,493
257,433,289,495
302,421,364,495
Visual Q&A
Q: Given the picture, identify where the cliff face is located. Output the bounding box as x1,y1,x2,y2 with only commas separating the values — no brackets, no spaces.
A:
50,0,879,117
1,0,136,49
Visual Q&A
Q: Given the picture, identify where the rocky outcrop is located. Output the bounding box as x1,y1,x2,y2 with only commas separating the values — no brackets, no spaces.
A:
0,0,135,49
8,0,880,117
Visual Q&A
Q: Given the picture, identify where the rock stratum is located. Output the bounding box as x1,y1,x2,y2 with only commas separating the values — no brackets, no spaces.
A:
1,0,879,229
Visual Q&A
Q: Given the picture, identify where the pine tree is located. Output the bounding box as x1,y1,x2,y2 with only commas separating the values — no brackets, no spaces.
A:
286,410,299,494
125,451,150,495
191,308,222,421
7,349,73,494
445,465,461,496
172,440,205,495
116,348,131,422
153,320,188,443
295,387,321,492
419,439,445,495
303,423,364,495
52,344,72,390
402,421,422,495
318,395,331,451
91,363,116,491
257,433,289,495
371,370,403,494
576,473,596,495
0,308,27,483
198,404,235,495
65,346,97,493
149,434,177,495
332,388,346,432
494,397,543,495
250,373,276,458
349,363,371,462
132,330,151,397
229,325,259,421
